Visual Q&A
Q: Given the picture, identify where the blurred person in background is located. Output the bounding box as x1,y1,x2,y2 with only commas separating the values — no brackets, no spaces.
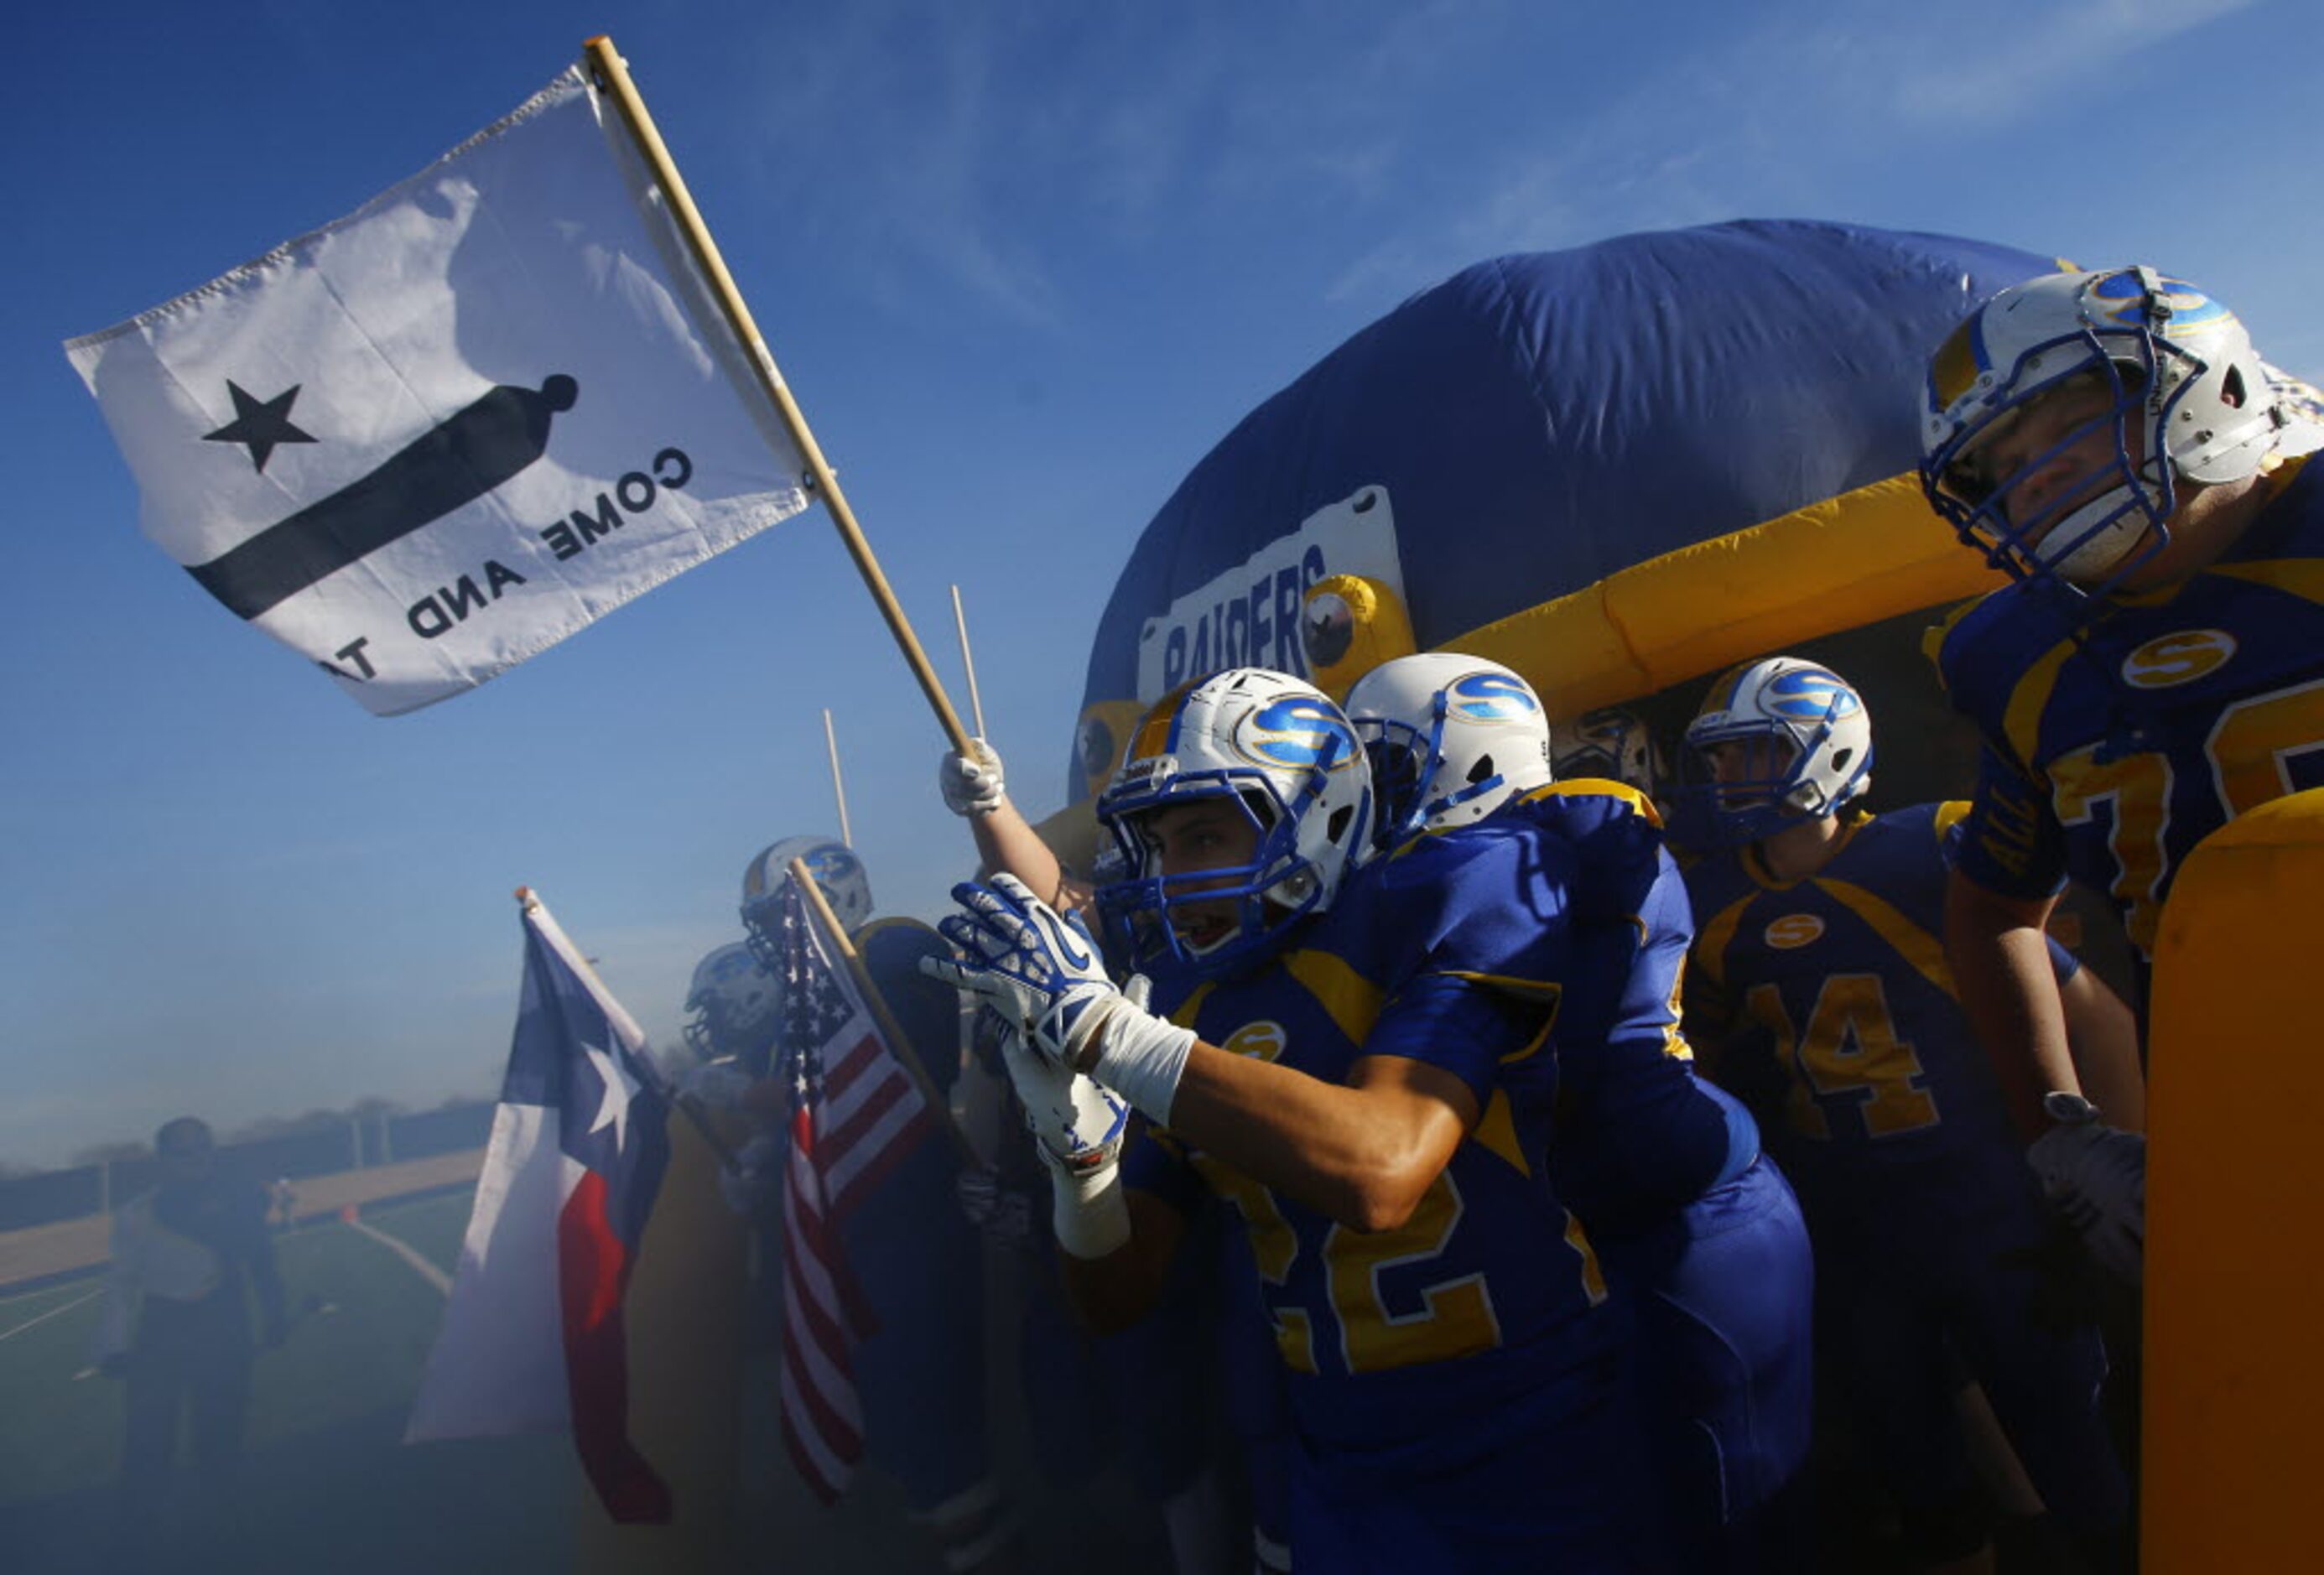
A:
93,1115,287,1527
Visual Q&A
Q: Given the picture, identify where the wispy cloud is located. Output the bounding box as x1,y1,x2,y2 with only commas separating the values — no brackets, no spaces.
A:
725,3,1506,328
1320,0,2264,308
733,3,1068,330
1883,0,2260,125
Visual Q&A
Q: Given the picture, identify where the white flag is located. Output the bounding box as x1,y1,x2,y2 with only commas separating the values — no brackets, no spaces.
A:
65,65,810,715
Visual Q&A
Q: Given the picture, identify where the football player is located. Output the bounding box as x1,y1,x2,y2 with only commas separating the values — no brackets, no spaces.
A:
680,941,782,1079
1920,268,2324,1272
1674,656,2138,1573
1552,704,1667,805
928,668,1666,1572
730,839,1022,1574
937,747,1252,1575
1343,652,1814,1574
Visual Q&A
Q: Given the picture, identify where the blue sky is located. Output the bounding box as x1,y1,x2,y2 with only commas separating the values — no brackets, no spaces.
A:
4,0,2315,1168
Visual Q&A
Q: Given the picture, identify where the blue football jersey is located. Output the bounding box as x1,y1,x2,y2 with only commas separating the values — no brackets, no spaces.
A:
1501,782,1760,1232
1126,825,1618,1455
1683,803,2061,1167
1929,455,2324,960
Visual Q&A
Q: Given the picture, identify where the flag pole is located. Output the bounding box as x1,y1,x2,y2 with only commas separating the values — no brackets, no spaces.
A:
949,585,988,741
823,708,854,850
514,885,742,1172
583,36,972,755
788,858,978,1167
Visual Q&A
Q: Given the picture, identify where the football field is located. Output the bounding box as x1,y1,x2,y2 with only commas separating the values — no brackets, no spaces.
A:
0,1192,580,1575
0,1191,1180,1575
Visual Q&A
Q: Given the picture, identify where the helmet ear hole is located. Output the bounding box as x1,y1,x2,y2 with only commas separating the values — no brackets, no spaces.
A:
1830,746,1855,772
1326,805,1354,845
1466,753,1497,785
2221,365,2247,409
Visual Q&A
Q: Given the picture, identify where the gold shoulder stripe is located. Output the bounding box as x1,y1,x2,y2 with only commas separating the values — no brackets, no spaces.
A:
1170,980,1217,1031
1280,949,1384,1046
1816,877,1956,1000
1428,969,1562,1066
2000,635,2080,778
1921,595,1992,691
1523,779,1663,827
1692,892,1756,989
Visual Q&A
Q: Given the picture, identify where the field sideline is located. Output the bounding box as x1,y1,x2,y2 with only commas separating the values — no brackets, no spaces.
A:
0,1189,1180,1574
0,1193,580,1575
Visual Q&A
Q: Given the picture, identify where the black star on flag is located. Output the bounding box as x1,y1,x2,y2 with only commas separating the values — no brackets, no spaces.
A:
203,381,317,473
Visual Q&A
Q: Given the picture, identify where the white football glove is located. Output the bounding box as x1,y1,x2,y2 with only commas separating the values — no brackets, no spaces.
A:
922,876,1194,1122
2027,1092,2145,1284
938,739,1007,818
992,1018,1132,1258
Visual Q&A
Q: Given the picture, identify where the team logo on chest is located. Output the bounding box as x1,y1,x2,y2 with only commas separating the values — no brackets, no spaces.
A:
1221,1021,1288,1062
2120,630,2237,689
1765,913,1825,949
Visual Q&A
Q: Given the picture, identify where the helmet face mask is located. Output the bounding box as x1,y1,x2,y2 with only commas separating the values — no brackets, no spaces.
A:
1921,268,2285,595
1096,669,1372,978
740,836,871,969
1672,658,1873,850
1343,653,1552,850
1552,706,1665,799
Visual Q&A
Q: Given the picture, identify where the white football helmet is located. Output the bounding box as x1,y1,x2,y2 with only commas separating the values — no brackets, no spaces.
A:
1921,267,2313,590
1552,705,1666,799
683,942,782,1063
1095,668,1373,977
1673,658,1872,849
1343,653,1552,848
741,836,872,967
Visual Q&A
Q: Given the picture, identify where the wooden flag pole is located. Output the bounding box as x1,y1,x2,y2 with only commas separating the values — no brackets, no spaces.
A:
822,708,854,850
583,36,972,755
949,584,989,741
788,858,977,1167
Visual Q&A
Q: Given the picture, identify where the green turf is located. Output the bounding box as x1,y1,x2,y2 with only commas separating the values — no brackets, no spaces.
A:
0,1193,581,1573
0,1193,1195,1574
361,1191,476,1277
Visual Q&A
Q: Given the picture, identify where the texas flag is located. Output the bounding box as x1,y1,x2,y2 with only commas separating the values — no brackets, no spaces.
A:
406,890,673,1523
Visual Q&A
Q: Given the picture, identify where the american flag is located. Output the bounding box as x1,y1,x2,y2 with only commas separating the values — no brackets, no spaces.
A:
772,881,931,1503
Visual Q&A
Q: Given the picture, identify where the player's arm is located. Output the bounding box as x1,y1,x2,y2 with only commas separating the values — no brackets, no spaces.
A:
2057,958,2145,1134
1944,868,2077,1140
926,876,1490,1233
1058,1182,1188,1334
990,1012,1193,1332
1164,1044,1479,1232
1942,749,2082,1141
939,741,1093,915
